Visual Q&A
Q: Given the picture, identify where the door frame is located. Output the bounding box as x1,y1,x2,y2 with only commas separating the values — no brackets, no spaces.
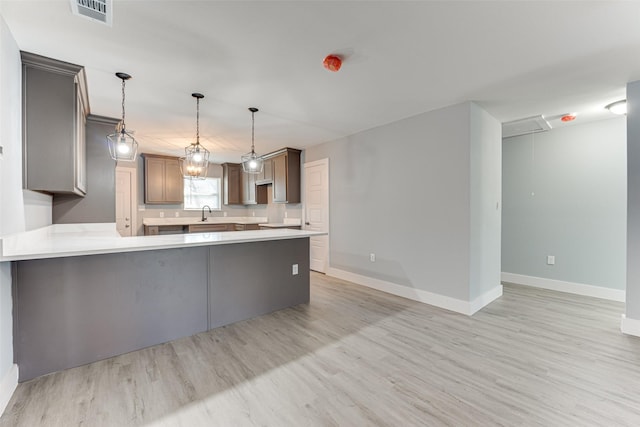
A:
115,164,137,236
303,158,330,272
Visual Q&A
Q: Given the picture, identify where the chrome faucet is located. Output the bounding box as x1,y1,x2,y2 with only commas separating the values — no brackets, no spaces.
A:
201,205,211,222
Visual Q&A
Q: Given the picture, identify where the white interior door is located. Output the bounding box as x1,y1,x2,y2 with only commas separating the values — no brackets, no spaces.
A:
304,159,329,273
115,168,133,236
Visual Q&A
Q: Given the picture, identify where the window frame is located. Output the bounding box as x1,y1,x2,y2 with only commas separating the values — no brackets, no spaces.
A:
183,176,222,211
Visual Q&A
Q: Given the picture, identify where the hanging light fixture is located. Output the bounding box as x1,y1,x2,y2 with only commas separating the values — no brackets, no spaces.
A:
182,93,210,179
107,72,138,161
242,107,264,174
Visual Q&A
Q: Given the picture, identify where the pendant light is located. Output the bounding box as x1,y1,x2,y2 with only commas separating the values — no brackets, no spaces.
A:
182,93,210,179
107,72,138,161
242,107,264,174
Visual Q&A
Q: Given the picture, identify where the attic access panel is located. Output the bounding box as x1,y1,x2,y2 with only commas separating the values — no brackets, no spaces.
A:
502,115,552,139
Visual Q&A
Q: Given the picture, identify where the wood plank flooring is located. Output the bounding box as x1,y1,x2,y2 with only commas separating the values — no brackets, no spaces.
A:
2,273,640,426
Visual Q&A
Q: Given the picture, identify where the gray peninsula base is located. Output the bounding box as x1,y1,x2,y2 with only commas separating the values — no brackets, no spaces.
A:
13,238,310,381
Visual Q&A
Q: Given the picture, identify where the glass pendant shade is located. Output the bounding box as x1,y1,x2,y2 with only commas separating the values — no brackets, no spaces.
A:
242,107,263,174
182,93,209,179
107,129,138,161
242,150,264,174
183,143,210,179
107,72,138,161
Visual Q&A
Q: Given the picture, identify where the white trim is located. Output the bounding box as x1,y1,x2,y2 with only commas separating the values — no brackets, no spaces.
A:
326,267,502,316
469,284,503,315
303,158,329,169
621,315,640,337
304,158,330,274
501,272,625,302
0,364,18,417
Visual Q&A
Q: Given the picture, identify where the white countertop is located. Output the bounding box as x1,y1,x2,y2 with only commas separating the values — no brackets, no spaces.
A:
143,216,268,226
0,223,325,261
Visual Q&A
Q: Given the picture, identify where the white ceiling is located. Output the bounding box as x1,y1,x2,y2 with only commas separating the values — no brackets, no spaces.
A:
1,1,638,163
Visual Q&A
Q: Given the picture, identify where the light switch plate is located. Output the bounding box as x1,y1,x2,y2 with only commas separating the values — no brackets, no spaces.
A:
292,264,298,275
547,255,555,265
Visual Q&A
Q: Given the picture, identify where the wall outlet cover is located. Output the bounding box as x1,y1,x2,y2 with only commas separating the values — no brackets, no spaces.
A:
223,211,227,217
547,255,555,265
159,212,164,218
292,264,299,275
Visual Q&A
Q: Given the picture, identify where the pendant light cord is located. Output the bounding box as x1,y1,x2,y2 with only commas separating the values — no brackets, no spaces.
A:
121,78,126,132
251,110,255,154
196,96,200,146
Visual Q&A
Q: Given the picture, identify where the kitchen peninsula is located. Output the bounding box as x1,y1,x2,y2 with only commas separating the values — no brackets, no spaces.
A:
1,224,324,381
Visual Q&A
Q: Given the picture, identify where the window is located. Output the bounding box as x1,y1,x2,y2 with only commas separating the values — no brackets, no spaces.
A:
183,177,221,210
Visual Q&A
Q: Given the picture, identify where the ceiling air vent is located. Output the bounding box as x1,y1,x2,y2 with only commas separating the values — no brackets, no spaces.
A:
502,115,552,139
70,0,112,26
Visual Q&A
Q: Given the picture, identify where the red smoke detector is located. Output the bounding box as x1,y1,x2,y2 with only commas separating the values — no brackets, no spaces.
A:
323,55,342,72
561,114,577,122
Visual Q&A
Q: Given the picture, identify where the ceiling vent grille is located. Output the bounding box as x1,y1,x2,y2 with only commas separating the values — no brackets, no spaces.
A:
502,115,552,139
70,0,112,26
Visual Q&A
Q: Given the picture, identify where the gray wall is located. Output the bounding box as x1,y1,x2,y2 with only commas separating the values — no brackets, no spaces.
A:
0,14,24,401
305,101,501,302
52,115,119,224
627,81,640,319
502,117,627,290
469,103,502,299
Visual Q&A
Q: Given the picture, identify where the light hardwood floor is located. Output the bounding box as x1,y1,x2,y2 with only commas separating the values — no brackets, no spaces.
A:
2,273,640,426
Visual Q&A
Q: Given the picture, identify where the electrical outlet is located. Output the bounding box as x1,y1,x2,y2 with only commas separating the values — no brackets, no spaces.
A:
223,211,227,217
175,212,179,217
284,211,288,218
292,264,298,275
370,253,376,262
547,255,555,265
252,211,255,217
159,212,164,218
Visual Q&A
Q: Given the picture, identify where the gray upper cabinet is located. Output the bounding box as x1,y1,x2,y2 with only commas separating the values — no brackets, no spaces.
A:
22,52,89,196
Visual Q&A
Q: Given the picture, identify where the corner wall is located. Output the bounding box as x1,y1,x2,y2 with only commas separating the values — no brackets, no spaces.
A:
625,81,640,332
502,118,627,295
0,14,25,414
305,101,502,313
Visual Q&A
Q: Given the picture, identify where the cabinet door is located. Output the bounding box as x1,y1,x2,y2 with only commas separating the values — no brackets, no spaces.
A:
164,159,184,203
145,157,166,203
272,154,287,203
224,163,243,205
256,158,274,185
242,171,257,205
75,82,87,194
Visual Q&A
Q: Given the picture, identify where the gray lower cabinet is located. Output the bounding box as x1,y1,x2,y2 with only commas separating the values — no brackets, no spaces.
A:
22,52,89,196
13,239,310,381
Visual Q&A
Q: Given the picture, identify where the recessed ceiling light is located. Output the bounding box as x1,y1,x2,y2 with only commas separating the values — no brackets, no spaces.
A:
605,100,627,115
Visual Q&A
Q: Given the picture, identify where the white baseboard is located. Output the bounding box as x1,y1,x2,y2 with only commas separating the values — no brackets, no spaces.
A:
501,272,625,302
326,267,502,316
621,315,640,337
0,364,18,417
